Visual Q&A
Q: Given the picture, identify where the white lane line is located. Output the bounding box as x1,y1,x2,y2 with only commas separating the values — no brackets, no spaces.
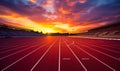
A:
64,41,88,71
0,45,29,54
30,40,57,71
69,36,120,41
68,36,120,49
85,42,120,54
80,44,120,61
1,41,51,71
93,42,120,50
0,38,45,51
0,40,41,53
68,37,120,54
0,41,34,51
98,44,120,50
89,37,120,41
0,44,38,60
62,58,71,60
0,41,49,60
58,38,61,71
69,41,75,46
74,44,116,71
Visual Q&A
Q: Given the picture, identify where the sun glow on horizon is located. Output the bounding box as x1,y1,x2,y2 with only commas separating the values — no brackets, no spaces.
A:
0,0,119,35
0,14,61,33
0,13,104,34
29,0,37,3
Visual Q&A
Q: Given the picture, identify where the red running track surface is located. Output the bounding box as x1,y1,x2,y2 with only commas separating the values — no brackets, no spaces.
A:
0,36,120,71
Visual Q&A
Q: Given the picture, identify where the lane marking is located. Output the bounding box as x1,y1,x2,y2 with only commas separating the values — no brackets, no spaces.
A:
69,41,75,46
62,58,71,61
68,36,120,51
69,36,120,41
0,45,29,54
0,40,42,53
0,41,51,60
100,45,120,50
64,41,88,71
0,45,38,60
58,38,61,71
81,44,120,61
74,44,116,71
84,42,120,54
30,40,57,71
65,37,116,71
0,40,38,51
70,38,120,61
1,41,52,71
81,58,90,61
0,38,45,51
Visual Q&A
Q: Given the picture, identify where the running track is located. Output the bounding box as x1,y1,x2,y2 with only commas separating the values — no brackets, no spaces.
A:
0,36,120,71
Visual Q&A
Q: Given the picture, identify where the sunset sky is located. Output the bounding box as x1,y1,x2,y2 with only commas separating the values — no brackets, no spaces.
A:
0,0,120,33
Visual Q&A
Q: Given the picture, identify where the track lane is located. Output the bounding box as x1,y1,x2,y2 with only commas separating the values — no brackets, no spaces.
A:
0,36,120,71
0,38,55,71
60,38,85,71
0,37,45,51
66,37,120,58
64,39,115,71
65,37,120,71
30,38,59,71
0,38,49,58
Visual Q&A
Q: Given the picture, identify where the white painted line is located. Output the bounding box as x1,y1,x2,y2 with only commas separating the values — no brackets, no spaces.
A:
0,44,39,60
62,58,71,61
73,38,120,54
1,42,51,71
58,38,61,71
75,44,116,71
81,58,90,61
69,36,120,41
0,38,45,51
81,44,120,61
0,41,50,60
64,41,88,71
100,45,120,50
30,40,57,71
91,37,120,41
0,44,24,51
0,41,41,53
0,40,36,51
0,45,29,54
85,42,120,54
69,41,75,46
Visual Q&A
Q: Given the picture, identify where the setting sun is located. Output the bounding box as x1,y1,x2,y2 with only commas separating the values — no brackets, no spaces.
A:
42,28,58,34
29,0,37,3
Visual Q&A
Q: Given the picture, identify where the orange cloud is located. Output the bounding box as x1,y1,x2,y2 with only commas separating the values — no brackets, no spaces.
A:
53,22,102,33
66,0,87,6
59,7,70,14
0,9,61,33
29,0,37,3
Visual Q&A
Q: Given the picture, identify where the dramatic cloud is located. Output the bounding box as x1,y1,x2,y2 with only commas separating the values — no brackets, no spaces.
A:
0,0,120,33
